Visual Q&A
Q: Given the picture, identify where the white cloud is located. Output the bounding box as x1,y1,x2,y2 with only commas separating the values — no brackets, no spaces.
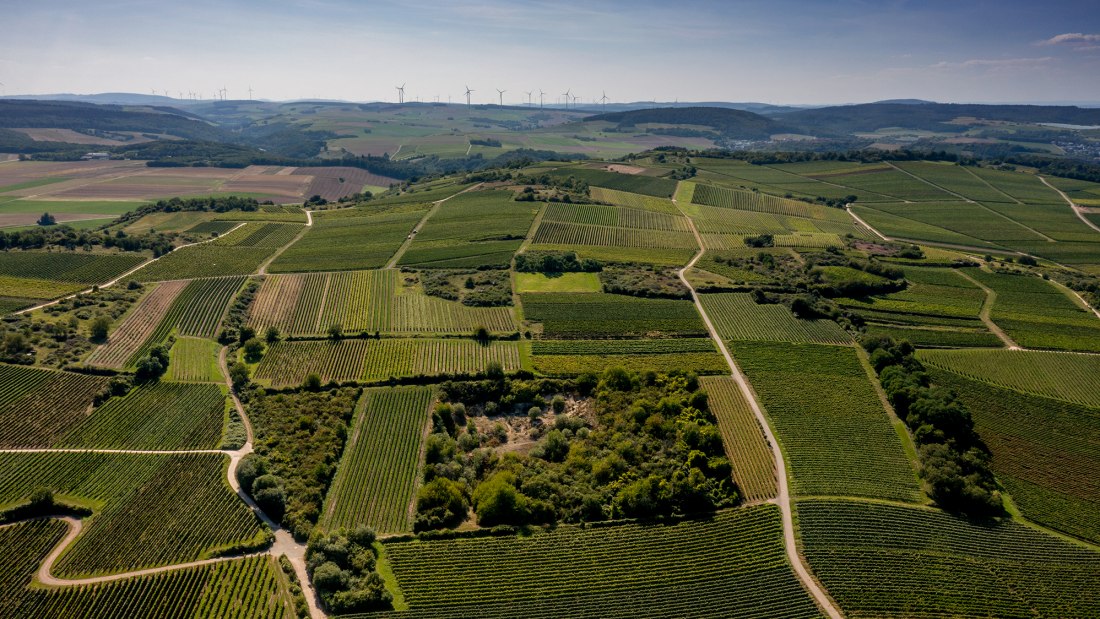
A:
1038,33,1100,46
930,57,1054,70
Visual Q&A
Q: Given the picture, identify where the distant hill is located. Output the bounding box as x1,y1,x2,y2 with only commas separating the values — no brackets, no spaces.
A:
583,106,781,140
782,102,1100,135
0,99,226,141
0,92,202,106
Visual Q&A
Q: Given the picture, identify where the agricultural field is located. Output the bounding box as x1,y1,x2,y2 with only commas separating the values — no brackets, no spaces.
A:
0,520,294,618
269,209,424,273
322,386,434,533
522,292,707,338
371,505,821,619
399,189,538,269
0,251,147,310
57,382,226,450
0,364,110,448
930,369,1100,544
547,166,679,198
967,268,1100,351
252,338,524,387
0,452,266,576
700,292,851,344
732,341,922,502
531,338,728,376
698,376,777,502
514,271,602,293
797,499,1100,618
249,269,516,336
530,202,698,260
131,223,298,282
165,336,222,382
589,186,679,213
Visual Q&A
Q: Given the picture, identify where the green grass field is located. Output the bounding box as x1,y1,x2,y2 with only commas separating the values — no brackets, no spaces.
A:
514,271,601,293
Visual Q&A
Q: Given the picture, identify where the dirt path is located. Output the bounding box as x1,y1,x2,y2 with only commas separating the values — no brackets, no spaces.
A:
14,222,247,316
1039,175,1100,235
954,269,1020,350
672,187,843,619
384,182,482,269
845,205,890,241
257,209,312,275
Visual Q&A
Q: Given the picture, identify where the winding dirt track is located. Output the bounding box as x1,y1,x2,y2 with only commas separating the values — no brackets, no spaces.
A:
1040,175,1100,235
672,188,843,619
954,268,1020,350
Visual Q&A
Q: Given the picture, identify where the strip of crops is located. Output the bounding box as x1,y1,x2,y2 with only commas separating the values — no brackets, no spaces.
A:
522,292,707,338
0,364,110,448
773,233,843,248
323,386,433,533
733,341,922,502
117,276,244,368
542,203,691,232
254,338,523,387
588,187,679,214
699,376,777,502
0,251,146,284
691,183,850,222
929,368,1100,544
968,269,1100,352
86,280,188,368
837,267,986,321
57,382,225,450
271,210,425,273
0,452,265,577
533,221,697,249
166,337,222,382
187,220,238,235
797,499,1100,618
366,505,819,619
533,352,729,377
917,348,1100,409
532,338,718,355
132,245,273,282
0,522,291,619
863,324,1003,348
700,293,851,345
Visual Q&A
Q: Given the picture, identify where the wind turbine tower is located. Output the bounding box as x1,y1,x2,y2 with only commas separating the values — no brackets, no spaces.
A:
524,91,533,106
248,86,254,101
464,85,474,107
601,91,609,107
562,89,571,109
396,83,406,104
539,89,545,109
496,89,506,106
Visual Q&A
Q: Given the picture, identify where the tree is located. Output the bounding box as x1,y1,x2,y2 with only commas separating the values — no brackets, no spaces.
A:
414,477,468,530
328,323,343,340
474,325,489,343
243,337,265,362
238,326,256,345
89,316,111,342
472,473,529,526
485,361,504,380
229,361,250,388
236,454,267,493
37,212,56,226
30,487,54,508
134,355,165,383
303,373,322,391
252,474,287,520
265,326,281,344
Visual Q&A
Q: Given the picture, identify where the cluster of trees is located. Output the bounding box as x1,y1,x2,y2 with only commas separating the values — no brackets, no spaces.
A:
307,528,392,613
514,250,602,274
598,264,691,299
418,269,512,307
237,454,288,521
864,336,1002,516
134,343,170,383
414,369,739,531
0,224,172,254
743,234,774,248
243,387,360,539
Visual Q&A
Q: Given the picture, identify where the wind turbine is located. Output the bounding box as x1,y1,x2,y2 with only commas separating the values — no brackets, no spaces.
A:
572,94,580,108
538,89,545,109
600,91,609,107
496,89,506,106
464,85,474,107
222,86,228,101
524,91,533,106
248,86,253,101
396,83,405,104
562,89,571,109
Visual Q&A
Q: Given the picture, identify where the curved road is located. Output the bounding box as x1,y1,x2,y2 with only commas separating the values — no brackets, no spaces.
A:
1039,175,1100,235
673,192,843,619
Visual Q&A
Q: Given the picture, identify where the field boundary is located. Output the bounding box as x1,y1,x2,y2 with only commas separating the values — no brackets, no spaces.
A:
257,210,312,275
1039,175,1100,235
954,269,1020,349
385,182,483,268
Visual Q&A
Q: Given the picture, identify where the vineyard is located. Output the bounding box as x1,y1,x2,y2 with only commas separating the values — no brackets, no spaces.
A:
918,348,1100,408
269,209,424,273
0,364,110,448
700,293,852,344
166,337,222,382
249,269,516,336
370,505,820,619
930,369,1100,544
252,338,524,387
86,280,188,368
797,499,1100,618
547,167,678,198
732,341,922,502
0,520,292,618
522,293,707,338
399,190,538,269
322,386,433,533
699,376,777,502
531,338,727,376
541,203,692,232
0,452,266,577
691,183,851,221
588,186,679,214
532,203,697,251
967,269,1100,351
57,382,226,450
0,251,146,284
131,244,272,282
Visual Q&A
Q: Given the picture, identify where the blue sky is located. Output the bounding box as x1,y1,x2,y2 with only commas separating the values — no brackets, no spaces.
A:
2,0,1099,104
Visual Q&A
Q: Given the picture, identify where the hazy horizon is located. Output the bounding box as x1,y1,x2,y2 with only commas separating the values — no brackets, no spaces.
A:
2,0,1099,106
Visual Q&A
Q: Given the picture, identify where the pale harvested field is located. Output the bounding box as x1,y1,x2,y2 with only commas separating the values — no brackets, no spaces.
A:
10,128,156,146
